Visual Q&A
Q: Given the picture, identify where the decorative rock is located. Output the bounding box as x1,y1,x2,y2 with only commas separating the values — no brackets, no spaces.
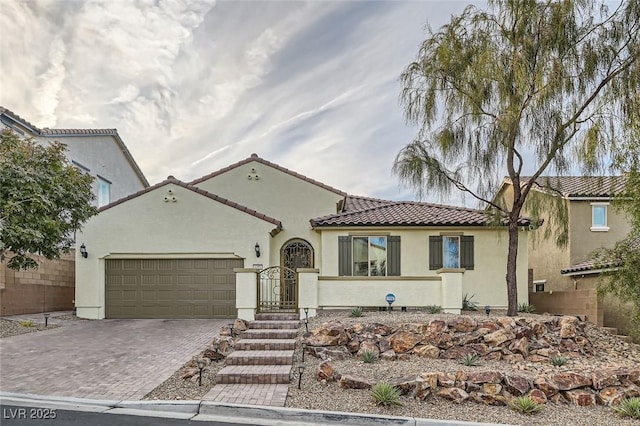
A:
466,371,503,384
202,348,225,362
482,383,503,395
347,338,361,354
180,367,198,379
233,318,248,332
514,326,534,339
357,340,380,357
365,322,392,336
413,344,440,359
528,388,548,405
449,316,478,332
306,321,350,347
397,353,411,361
509,337,529,358
467,343,489,356
350,323,364,334
503,375,531,396
437,387,469,403
560,338,580,352
482,351,502,361
534,376,559,397
564,389,596,406
483,329,515,346
441,346,476,360
400,323,429,334
317,361,335,382
219,325,232,336
502,354,524,363
526,354,549,363
389,330,421,353
419,372,439,390
339,374,375,389
471,392,508,406
427,320,448,333
312,346,351,361
438,372,456,387
378,337,391,353
478,321,500,332
380,349,397,361
596,387,624,406
496,317,516,330
549,393,568,404
591,370,618,390
451,332,482,346
535,348,559,358
549,372,592,390
389,376,419,395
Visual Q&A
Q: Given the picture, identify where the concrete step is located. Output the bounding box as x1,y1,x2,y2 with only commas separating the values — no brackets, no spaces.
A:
215,365,292,384
255,313,299,321
225,350,293,366
601,326,619,335
243,329,298,339
235,339,297,351
248,320,299,330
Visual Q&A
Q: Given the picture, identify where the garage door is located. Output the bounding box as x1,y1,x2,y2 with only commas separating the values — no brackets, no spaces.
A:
105,258,244,319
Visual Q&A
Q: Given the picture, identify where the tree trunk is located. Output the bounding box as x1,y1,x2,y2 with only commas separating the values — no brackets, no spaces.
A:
506,219,520,316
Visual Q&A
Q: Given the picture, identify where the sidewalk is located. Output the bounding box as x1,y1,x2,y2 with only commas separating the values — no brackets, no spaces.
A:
0,392,510,426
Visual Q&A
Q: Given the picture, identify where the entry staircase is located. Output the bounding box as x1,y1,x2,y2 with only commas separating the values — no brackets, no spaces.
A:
207,313,299,406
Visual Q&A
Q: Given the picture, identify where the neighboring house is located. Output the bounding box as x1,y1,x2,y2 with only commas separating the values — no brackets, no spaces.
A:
75,154,530,320
494,176,633,333
0,107,149,316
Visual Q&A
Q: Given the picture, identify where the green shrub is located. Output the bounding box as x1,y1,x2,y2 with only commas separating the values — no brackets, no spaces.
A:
426,304,443,314
460,353,481,366
19,320,35,327
509,396,543,415
361,350,378,364
550,356,568,367
462,293,478,311
371,381,403,406
518,303,536,313
614,397,640,420
350,306,364,317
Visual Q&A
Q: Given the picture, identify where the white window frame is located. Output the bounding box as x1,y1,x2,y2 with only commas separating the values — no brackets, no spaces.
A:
97,176,111,207
590,202,609,232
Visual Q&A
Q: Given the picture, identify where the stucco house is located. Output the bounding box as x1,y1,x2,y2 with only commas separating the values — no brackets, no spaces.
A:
0,107,149,316
494,176,633,333
75,154,530,320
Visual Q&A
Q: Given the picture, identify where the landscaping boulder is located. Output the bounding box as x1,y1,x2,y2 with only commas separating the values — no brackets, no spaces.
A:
449,316,478,333
596,387,624,406
528,388,548,405
357,340,380,357
389,330,421,353
503,375,531,396
389,376,419,395
549,372,592,390
483,329,515,346
437,387,469,403
317,361,336,382
346,338,361,354
413,344,440,359
509,337,529,358
365,322,393,336
471,392,508,406
426,320,448,333
564,389,596,406
306,321,350,347
534,376,559,397
233,318,248,332
311,346,351,361
202,347,225,362
339,375,375,389
466,371,503,384
380,349,397,361
441,346,476,360
591,370,618,390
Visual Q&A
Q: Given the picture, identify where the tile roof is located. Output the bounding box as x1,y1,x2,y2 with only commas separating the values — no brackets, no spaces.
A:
342,195,393,212
189,154,347,196
99,176,283,234
1,106,149,188
561,236,640,275
311,200,531,227
521,176,628,198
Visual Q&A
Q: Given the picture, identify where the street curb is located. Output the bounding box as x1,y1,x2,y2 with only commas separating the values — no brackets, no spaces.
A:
0,392,512,426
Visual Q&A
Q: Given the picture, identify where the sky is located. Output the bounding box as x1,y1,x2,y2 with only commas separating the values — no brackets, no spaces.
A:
0,0,480,204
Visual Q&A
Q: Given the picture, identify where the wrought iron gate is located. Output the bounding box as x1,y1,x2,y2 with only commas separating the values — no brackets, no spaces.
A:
258,266,297,312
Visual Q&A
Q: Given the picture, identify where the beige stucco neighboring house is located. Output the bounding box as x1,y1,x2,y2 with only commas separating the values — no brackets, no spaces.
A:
75,154,531,320
0,106,149,316
494,176,633,333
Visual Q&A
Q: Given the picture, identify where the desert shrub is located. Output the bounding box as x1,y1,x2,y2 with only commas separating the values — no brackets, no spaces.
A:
350,306,364,317
462,293,478,311
361,350,378,364
518,303,536,313
550,356,568,366
371,381,403,406
509,396,543,415
426,304,443,314
19,320,35,327
614,397,640,420
460,353,481,366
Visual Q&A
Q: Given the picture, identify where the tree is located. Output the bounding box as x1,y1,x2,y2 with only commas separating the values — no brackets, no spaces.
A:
0,129,98,269
393,0,640,316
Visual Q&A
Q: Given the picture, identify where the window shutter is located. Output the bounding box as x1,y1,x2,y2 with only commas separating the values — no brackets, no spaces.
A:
429,236,443,270
460,236,474,270
387,236,401,276
338,236,352,276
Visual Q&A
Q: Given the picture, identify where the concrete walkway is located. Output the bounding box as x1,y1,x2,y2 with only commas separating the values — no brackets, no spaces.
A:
0,313,225,400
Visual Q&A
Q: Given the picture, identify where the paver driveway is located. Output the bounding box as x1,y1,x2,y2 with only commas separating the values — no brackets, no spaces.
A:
0,319,226,400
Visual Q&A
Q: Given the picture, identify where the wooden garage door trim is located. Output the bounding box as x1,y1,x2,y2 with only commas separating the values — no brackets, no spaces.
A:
105,258,243,319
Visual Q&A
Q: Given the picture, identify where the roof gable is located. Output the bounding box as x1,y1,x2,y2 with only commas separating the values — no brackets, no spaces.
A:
502,176,628,199
189,153,347,196
0,106,149,188
99,176,282,233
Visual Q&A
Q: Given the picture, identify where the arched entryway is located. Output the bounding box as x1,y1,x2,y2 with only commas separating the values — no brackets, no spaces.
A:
281,238,314,270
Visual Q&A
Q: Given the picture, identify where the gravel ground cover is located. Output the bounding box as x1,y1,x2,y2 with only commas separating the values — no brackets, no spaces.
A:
285,309,640,426
0,318,59,338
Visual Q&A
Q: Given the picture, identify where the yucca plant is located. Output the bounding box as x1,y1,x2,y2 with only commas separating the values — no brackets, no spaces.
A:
19,320,35,327
350,306,364,317
361,350,378,364
518,303,536,313
462,293,478,311
460,353,481,366
426,304,443,314
509,396,543,415
550,356,568,367
371,381,403,406
614,397,640,420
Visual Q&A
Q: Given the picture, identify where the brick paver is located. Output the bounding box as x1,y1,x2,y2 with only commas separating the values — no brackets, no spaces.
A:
203,384,289,406
0,318,225,400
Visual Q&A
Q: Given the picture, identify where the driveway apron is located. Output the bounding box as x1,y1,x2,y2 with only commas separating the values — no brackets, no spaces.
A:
0,319,226,400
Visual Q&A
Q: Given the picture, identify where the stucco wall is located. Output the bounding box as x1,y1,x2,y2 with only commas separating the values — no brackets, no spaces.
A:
317,227,529,309
75,183,277,319
36,135,147,204
193,160,344,269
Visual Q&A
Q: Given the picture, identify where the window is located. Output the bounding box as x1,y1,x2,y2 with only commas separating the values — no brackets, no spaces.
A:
429,235,474,270
338,236,400,276
533,280,546,292
591,203,609,231
97,176,111,207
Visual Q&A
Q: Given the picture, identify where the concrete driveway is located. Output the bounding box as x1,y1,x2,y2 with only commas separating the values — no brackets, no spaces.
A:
0,318,227,400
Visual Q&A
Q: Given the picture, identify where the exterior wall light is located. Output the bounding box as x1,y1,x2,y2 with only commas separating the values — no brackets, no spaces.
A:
254,243,261,257
80,244,88,259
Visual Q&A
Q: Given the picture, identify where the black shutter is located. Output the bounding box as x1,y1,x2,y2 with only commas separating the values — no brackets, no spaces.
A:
429,236,443,270
460,236,474,270
387,236,401,276
338,236,352,276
